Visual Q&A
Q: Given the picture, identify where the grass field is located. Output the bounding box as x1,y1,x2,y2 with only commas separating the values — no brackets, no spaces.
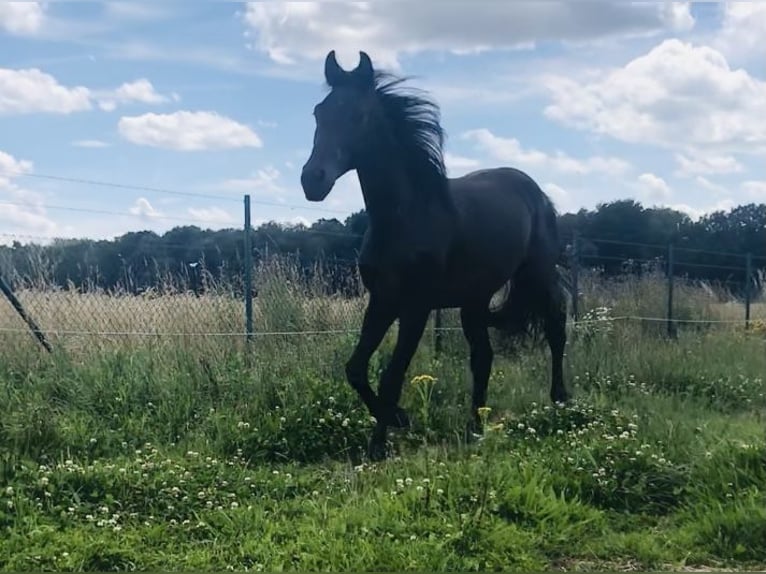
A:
1,259,765,571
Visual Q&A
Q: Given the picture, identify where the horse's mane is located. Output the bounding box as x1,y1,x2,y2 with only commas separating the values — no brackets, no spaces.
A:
371,71,449,199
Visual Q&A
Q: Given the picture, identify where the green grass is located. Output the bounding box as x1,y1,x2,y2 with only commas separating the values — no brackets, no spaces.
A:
1,257,765,571
1,318,765,572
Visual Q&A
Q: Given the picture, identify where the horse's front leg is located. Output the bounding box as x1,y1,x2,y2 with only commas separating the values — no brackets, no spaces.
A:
345,294,397,421
368,305,431,461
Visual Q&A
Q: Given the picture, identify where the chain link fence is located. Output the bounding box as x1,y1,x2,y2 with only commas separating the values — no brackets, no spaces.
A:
1,237,765,361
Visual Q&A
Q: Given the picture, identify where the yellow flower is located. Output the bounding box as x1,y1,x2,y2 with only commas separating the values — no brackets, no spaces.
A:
477,406,492,417
411,374,437,385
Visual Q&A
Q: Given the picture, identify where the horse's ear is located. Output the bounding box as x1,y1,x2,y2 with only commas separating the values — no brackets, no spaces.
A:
324,50,345,87
354,51,374,85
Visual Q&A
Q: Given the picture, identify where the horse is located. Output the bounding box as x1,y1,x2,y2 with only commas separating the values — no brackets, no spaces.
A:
300,50,570,461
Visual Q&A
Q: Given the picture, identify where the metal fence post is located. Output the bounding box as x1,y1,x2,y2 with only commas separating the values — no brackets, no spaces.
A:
571,231,579,323
745,252,752,330
667,242,675,338
243,194,254,346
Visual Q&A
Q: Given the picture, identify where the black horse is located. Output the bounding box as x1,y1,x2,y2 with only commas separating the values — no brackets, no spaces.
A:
300,50,570,461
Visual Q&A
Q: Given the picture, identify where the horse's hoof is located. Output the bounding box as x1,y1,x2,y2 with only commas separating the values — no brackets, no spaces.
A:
464,418,484,443
464,427,482,444
387,406,411,429
551,388,571,404
367,439,388,462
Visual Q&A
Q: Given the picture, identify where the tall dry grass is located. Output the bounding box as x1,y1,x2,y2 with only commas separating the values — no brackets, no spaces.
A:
0,254,763,359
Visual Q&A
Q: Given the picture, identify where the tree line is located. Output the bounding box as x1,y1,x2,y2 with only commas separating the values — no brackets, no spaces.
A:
1,199,764,295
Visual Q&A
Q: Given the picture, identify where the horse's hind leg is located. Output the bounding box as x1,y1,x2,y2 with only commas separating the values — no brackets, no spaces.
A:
543,283,569,404
460,302,494,434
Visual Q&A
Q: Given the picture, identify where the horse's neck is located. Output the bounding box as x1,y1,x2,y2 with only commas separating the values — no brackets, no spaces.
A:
356,154,456,264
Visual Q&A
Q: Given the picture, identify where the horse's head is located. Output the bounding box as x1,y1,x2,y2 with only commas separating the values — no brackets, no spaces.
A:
301,50,377,202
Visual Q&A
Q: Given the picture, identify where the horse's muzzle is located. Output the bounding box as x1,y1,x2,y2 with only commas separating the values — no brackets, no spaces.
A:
301,166,333,202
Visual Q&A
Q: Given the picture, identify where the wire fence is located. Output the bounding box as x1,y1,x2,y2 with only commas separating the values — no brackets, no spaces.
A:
1,190,765,358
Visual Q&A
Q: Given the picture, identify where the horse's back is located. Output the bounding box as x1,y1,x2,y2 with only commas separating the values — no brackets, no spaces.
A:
448,166,552,238
449,166,547,207
445,166,559,283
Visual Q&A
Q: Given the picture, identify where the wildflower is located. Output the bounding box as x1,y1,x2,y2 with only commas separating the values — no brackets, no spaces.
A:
411,374,437,385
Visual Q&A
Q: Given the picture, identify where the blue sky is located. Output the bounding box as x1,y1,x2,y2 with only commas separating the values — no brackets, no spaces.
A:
0,1,764,244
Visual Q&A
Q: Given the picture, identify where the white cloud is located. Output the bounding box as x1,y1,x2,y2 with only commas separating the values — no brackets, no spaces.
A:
742,180,766,201
221,166,285,197
0,150,33,181
0,68,173,116
0,67,92,115
694,176,729,196
674,150,744,177
71,139,110,149
187,206,237,226
0,2,45,35
462,128,632,176
0,150,57,236
543,182,572,213
660,2,695,32
713,2,766,64
669,198,737,221
129,197,163,220
96,79,174,111
542,39,766,155
637,172,672,201
242,2,690,68
444,152,480,175
118,111,263,151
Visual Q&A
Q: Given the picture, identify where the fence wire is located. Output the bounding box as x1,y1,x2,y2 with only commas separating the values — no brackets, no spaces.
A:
1,243,764,359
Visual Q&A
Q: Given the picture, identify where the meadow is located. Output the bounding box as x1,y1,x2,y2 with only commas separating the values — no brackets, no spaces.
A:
1,257,765,571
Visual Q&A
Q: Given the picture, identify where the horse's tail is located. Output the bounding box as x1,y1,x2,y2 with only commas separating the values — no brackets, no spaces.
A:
488,186,568,348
